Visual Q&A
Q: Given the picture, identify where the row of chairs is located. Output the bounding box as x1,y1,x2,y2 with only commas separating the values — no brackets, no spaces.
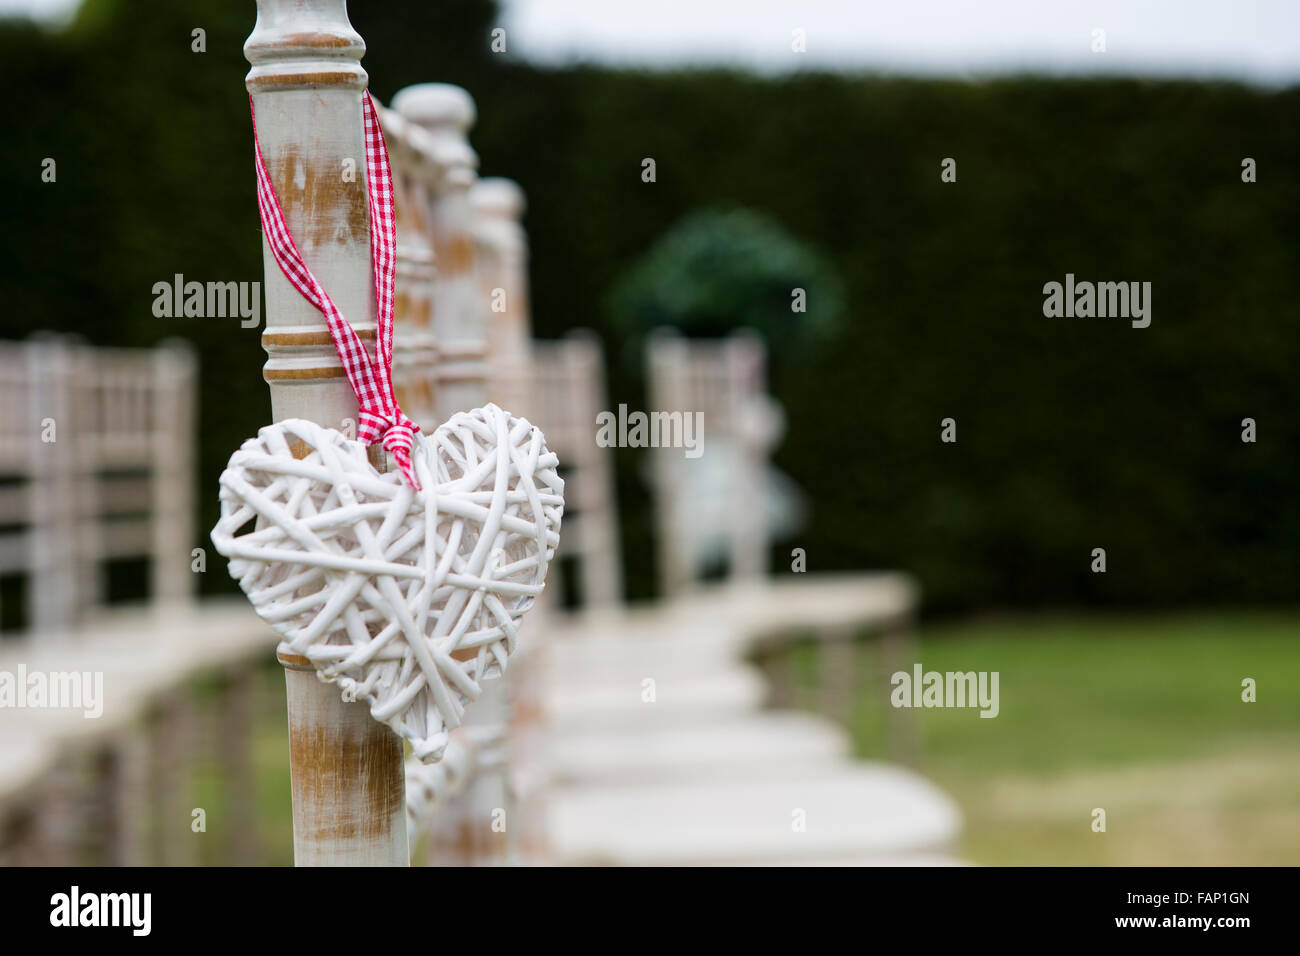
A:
0,340,263,865
370,87,959,859
269,26,962,861
521,334,957,864
0,338,194,634
1,0,962,863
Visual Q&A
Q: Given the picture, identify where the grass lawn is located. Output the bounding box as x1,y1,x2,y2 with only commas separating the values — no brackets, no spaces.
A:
831,611,1300,865
208,610,1300,866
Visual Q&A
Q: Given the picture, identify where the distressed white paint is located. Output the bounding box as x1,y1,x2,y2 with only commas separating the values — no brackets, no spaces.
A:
472,177,533,415
244,0,408,867
377,102,441,433
391,84,485,419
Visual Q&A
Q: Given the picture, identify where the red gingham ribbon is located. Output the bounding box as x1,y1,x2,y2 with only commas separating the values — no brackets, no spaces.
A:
249,91,421,489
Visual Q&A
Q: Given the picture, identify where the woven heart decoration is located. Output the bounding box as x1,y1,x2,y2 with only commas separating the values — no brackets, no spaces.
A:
211,404,563,762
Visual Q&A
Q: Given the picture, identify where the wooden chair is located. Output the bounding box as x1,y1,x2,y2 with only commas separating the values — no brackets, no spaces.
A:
523,337,948,865
0,336,196,635
528,332,623,611
0,335,264,865
647,328,773,596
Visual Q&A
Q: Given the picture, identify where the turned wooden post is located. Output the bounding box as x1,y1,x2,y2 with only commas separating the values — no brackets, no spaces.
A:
393,84,514,865
391,84,485,418
472,177,533,413
245,0,407,867
378,104,441,433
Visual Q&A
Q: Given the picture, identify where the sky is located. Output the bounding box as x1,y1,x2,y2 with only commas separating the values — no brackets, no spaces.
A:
4,0,1298,87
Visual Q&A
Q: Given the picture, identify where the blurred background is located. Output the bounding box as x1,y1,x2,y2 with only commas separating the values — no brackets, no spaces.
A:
0,0,1298,865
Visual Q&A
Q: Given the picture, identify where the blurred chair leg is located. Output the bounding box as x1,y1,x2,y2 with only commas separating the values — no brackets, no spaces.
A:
766,646,796,709
511,780,551,866
0,806,20,866
428,793,474,866
0,762,81,865
31,764,79,865
219,667,258,865
91,735,146,866
880,617,922,766
818,628,858,727
150,692,196,866
410,828,431,868
1,800,40,866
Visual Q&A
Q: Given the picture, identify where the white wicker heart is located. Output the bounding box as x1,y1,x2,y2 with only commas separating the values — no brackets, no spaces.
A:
211,404,563,762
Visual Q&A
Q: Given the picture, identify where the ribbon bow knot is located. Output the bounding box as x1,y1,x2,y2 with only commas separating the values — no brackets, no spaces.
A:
371,411,420,485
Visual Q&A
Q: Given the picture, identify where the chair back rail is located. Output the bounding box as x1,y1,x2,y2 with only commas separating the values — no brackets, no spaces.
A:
531,332,623,609
647,329,771,597
0,337,196,633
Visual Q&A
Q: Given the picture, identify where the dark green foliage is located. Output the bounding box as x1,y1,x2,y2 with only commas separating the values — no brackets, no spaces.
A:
607,206,845,376
1,1,1296,610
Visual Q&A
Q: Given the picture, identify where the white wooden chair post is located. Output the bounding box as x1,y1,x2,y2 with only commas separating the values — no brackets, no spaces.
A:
565,332,624,609
0,344,28,627
472,180,589,864
150,340,197,615
378,103,470,866
723,331,770,583
148,690,196,865
216,666,259,864
26,336,79,633
244,0,407,866
69,343,106,618
473,177,534,415
531,332,624,611
646,329,779,594
391,84,485,417
472,176,532,862
379,104,441,435
646,329,693,598
511,330,628,863
393,83,515,866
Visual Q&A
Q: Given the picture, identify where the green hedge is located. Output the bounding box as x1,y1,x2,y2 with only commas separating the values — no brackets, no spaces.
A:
3,0,1298,611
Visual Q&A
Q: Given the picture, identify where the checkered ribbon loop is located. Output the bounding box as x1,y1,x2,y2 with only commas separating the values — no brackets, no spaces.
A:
249,91,422,489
